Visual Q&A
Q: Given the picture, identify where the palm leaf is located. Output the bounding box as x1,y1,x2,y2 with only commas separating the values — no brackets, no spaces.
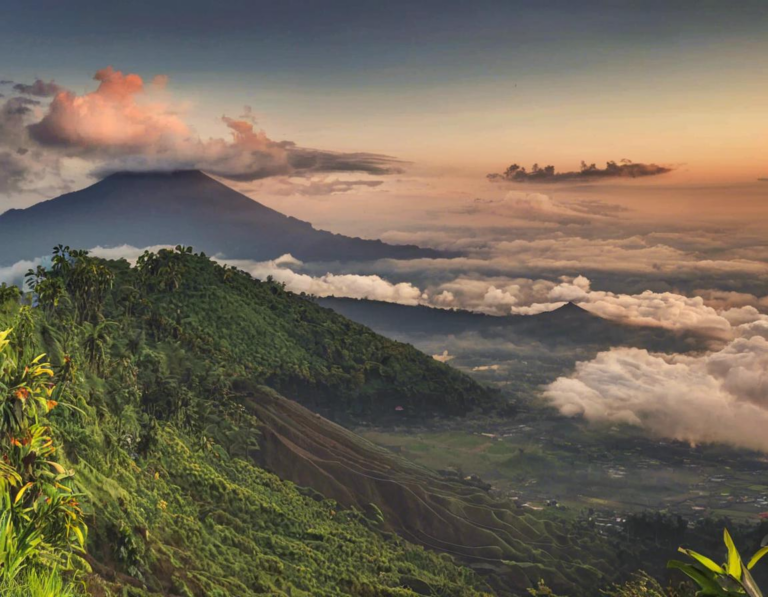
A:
748,546,768,571
668,560,727,596
680,547,726,574
742,563,764,597
725,528,743,580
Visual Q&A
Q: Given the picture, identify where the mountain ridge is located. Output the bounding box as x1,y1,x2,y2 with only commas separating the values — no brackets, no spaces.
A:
315,295,705,356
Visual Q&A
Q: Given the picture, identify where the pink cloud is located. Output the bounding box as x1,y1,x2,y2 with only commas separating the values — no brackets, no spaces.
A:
23,66,402,181
29,66,189,152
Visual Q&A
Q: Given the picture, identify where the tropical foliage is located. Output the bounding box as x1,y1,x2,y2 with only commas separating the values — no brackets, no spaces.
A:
0,327,87,594
669,529,768,597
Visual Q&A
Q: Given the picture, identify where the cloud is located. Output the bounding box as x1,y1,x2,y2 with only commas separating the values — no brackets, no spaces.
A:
543,333,768,453
238,176,385,197
693,288,768,311
0,96,62,195
460,192,595,224
432,350,455,363
487,236,768,279
511,275,768,341
488,160,672,184
472,364,500,371
13,79,64,97
0,257,42,287
19,66,403,185
0,151,30,195
224,254,426,305
345,233,768,289
88,244,174,262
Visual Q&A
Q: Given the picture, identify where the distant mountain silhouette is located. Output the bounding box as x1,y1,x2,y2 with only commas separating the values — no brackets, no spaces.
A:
317,297,704,353
0,170,443,265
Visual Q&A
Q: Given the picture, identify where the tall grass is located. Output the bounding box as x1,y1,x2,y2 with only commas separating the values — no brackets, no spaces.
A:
0,567,84,597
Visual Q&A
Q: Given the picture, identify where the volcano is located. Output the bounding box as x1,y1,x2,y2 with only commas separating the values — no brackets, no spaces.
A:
0,170,442,265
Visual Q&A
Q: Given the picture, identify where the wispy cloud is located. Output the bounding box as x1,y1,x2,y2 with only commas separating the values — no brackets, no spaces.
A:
13,79,64,98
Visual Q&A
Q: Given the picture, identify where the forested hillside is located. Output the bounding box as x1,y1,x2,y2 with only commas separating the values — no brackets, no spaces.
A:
108,247,498,420
0,246,497,596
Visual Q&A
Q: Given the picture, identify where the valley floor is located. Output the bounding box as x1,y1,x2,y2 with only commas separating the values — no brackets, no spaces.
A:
356,409,768,528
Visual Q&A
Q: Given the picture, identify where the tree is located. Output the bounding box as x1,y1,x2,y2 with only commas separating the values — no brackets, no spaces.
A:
81,320,116,375
67,254,114,324
0,284,20,306
26,247,114,324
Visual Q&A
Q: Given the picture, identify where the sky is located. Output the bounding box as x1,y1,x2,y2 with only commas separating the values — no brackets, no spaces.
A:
2,0,768,451
1,0,767,201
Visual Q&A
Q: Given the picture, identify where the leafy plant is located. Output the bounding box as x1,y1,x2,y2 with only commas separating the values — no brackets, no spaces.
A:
0,283,21,307
669,529,768,597
0,326,87,588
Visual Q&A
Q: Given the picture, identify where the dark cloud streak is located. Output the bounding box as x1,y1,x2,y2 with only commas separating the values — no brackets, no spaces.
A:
488,160,672,184
13,79,63,97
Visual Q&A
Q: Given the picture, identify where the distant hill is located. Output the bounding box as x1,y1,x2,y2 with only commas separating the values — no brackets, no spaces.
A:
315,297,706,395
0,170,443,265
316,297,701,352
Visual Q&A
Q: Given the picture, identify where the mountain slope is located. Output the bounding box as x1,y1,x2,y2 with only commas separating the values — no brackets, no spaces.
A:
0,170,442,265
248,386,616,595
106,250,498,419
0,248,499,596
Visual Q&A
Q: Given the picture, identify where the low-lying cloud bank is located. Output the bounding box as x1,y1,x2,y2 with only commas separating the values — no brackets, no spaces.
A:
0,67,403,196
488,160,671,184
544,331,768,453
543,282,768,451
225,254,426,305
514,275,763,341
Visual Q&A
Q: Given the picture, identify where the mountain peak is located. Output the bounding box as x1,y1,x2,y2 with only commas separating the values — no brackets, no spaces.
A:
542,301,596,320
555,301,587,313
0,169,445,265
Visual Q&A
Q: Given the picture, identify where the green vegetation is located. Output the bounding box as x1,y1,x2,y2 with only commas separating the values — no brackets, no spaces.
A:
669,529,768,597
0,246,495,596
124,246,497,419
0,326,87,595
